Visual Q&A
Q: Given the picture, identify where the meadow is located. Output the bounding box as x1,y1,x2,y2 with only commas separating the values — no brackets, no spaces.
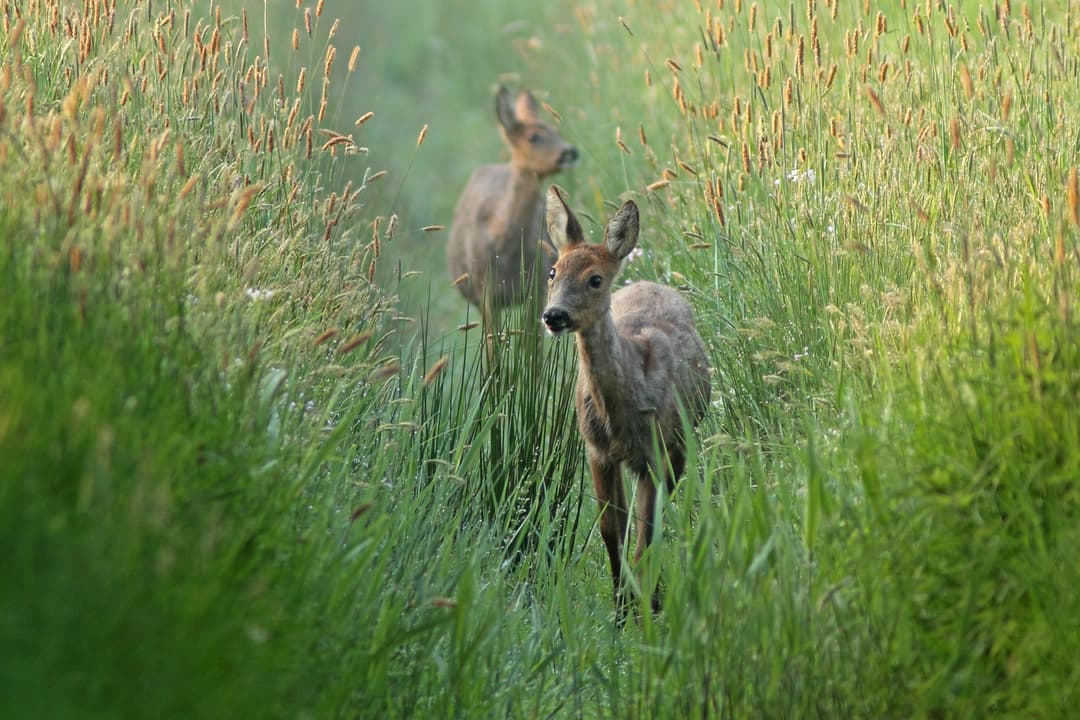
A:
1,0,1078,717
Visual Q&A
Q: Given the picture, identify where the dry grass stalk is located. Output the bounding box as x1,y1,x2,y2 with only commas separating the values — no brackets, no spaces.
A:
866,85,885,117
949,116,961,149
959,64,973,98
1068,167,1079,227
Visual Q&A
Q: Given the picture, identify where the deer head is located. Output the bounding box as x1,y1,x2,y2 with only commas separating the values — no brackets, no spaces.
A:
542,185,639,335
496,87,579,177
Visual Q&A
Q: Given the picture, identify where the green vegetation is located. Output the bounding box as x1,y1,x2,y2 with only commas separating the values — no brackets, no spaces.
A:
2,0,1078,717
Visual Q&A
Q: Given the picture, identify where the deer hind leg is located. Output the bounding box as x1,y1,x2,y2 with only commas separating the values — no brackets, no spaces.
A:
635,443,684,615
666,446,686,492
590,456,629,621
633,469,664,614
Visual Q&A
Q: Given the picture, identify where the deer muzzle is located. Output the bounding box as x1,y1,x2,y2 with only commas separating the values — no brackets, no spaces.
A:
558,147,580,169
542,307,572,335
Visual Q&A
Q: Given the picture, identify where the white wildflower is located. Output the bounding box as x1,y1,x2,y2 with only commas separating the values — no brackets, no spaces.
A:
245,287,276,301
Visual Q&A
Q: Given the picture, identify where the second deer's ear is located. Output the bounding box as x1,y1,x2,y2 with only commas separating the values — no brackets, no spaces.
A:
604,200,640,260
546,185,584,251
495,85,520,133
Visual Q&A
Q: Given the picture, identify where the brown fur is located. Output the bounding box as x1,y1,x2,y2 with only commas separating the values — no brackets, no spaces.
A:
542,186,711,620
448,87,578,327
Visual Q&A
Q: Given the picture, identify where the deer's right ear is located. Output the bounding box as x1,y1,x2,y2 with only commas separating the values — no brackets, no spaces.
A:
495,86,520,134
514,88,541,122
546,185,584,251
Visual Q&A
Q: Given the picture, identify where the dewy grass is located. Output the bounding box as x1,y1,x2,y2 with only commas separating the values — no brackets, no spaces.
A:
3,0,1080,717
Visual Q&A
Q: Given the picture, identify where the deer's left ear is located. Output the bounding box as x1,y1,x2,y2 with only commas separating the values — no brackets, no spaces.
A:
495,85,521,134
604,200,639,260
546,185,584,252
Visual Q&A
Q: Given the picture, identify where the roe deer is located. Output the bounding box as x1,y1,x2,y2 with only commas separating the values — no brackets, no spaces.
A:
542,186,711,620
448,86,579,333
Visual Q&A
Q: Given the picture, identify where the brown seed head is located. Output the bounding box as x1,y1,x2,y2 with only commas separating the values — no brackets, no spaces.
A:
423,356,449,385
324,45,336,77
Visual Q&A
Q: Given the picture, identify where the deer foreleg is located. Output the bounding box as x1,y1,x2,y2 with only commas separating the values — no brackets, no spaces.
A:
591,456,628,619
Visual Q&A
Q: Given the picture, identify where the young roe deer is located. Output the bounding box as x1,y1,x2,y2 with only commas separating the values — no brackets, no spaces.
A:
542,186,711,619
448,86,579,332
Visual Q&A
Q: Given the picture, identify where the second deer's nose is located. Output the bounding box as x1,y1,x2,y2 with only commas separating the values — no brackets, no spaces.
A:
559,147,579,168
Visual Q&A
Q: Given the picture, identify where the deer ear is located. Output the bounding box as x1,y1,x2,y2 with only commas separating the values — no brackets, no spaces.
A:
546,185,584,251
604,200,640,260
514,88,541,122
495,85,520,133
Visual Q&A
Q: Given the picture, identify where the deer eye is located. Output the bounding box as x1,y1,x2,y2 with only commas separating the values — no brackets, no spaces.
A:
588,275,603,289
528,132,543,145
548,267,556,280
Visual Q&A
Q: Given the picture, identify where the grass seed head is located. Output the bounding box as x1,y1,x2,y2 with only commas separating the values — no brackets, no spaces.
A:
324,45,336,77
423,356,449,385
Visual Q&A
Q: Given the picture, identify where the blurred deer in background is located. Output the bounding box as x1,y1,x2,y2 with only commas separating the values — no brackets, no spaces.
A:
448,86,579,346
542,185,711,621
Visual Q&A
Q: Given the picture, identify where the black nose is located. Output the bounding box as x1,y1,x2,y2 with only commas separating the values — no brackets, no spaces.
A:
542,308,570,331
559,147,579,167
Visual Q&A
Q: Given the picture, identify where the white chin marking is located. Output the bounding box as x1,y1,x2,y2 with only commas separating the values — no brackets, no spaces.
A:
545,325,567,336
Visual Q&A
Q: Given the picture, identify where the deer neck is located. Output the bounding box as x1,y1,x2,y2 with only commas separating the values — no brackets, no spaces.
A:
576,311,628,407
498,166,542,239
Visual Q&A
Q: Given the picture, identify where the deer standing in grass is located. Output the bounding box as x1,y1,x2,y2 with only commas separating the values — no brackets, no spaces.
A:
448,86,579,337
542,186,711,619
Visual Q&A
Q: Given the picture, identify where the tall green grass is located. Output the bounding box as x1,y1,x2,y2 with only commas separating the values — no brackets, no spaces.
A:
2,0,1079,717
